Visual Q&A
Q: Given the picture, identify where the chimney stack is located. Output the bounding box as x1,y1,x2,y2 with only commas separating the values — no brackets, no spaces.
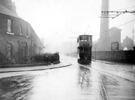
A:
99,0,109,51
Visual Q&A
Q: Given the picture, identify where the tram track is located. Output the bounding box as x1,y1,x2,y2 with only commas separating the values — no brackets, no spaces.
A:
79,63,135,83
79,63,135,100
79,64,109,100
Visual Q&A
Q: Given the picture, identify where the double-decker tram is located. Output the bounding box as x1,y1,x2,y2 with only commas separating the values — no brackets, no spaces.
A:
77,35,92,64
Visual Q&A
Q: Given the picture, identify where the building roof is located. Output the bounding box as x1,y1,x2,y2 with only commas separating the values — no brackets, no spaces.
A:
110,27,122,31
0,3,19,18
0,4,42,46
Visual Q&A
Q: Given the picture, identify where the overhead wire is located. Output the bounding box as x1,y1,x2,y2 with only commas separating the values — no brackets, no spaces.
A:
100,18,135,34
100,5,135,26
99,4,135,34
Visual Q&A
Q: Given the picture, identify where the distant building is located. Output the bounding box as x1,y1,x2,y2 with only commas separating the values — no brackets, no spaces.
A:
59,39,77,55
92,39,100,51
96,27,121,51
121,36,134,50
109,27,121,51
0,3,42,64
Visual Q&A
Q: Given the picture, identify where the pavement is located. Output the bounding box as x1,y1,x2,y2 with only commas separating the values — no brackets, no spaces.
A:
91,60,135,83
1,55,134,83
94,60,135,72
0,60,72,73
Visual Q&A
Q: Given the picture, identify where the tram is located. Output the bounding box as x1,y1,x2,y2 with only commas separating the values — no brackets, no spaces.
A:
77,35,92,64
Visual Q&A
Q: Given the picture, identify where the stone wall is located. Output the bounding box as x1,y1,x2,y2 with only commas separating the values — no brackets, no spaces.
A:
92,50,135,64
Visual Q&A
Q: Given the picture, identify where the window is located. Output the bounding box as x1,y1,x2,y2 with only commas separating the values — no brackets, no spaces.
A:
7,19,14,35
7,19,12,33
7,43,12,58
88,36,91,41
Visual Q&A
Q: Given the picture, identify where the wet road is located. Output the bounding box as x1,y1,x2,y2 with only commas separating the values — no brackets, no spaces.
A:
0,56,135,100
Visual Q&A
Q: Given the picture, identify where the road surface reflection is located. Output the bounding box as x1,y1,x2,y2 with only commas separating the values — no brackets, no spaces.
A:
78,64,135,100
0,63,135,100
0,75,34,100
100,73,135,100
78,65,108,100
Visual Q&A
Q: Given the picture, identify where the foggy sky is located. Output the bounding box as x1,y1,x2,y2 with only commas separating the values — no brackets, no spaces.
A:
13,0,135,46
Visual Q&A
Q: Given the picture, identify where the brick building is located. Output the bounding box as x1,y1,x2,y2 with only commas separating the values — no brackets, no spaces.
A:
109,27,121,51
0,4,42,64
